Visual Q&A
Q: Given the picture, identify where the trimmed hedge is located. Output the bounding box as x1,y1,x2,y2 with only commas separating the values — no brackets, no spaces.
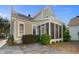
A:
22,34,37,44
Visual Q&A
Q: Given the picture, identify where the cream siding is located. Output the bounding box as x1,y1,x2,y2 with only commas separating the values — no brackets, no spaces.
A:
25,21,32,35
12,17,32,43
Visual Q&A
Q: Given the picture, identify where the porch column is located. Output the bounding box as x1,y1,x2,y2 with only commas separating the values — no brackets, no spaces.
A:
54,24,56,39
49,22,51,37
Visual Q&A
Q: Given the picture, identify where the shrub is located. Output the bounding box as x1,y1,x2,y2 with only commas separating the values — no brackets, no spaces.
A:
40,34,50,45
34,35,41,42
7,35,14,46
63,25,71,42
63,31,71,42
22,34,36,44
0,34,5,39
22,34,51,45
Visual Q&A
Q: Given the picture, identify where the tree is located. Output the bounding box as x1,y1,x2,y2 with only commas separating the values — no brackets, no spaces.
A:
0,16,10,39
63,25,71,42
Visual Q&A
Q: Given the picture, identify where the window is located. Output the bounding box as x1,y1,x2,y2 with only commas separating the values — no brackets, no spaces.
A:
19,24,24,36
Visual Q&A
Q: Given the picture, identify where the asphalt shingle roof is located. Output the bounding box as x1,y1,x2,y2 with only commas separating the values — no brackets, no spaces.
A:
12,12,33,20
69,16,79,26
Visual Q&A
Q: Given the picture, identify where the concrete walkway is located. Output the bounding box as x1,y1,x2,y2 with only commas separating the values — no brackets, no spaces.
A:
0,43,66,54
0,40,7,48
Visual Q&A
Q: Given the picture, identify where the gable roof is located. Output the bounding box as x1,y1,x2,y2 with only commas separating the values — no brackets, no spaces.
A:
11,6,63,24
33,6,55,20
68,16,79,27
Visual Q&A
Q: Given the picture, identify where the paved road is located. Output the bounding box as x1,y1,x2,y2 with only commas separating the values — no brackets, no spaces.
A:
0,43,66,54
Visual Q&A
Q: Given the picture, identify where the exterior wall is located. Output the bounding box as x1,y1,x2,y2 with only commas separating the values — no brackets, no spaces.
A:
69,26,79,40
11,17,32,43
25,21,32,35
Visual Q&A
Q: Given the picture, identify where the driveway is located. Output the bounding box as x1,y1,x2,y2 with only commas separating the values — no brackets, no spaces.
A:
0,43,66,54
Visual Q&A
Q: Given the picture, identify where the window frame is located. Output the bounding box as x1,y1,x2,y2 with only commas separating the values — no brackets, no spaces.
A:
18,22,25,37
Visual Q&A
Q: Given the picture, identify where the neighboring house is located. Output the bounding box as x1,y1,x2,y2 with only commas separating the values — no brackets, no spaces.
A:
11,6,64,44
69,16,79,40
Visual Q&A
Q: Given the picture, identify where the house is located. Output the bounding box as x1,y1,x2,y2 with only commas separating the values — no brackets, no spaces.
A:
11,6,64,44
69,16,79,41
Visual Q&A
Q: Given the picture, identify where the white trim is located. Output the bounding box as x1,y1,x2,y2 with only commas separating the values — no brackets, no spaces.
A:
18,21,25,37
54,24,56,39
33,16,64,24
32,19,63,26
49,22,51,35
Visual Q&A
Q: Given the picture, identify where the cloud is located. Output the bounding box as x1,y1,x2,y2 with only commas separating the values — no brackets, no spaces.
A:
0,13,7,18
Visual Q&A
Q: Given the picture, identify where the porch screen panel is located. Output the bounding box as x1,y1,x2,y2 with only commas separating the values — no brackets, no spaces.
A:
41,24,44,35
59,26,62,38
56,24,58,39
46,23,49,34
51,23,54,39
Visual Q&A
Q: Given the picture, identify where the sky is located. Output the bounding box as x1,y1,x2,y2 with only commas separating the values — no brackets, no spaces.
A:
0,5,79,26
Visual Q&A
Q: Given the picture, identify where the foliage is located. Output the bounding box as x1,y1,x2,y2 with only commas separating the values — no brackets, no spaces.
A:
22,34,50,45
0,34,5,39
63,25,71,42
0,16,10,39
34,35,41,42
7,35,14,46
40,34,50,45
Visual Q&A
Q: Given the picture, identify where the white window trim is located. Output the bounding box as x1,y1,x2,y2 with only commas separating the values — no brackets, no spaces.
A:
18,22,25,37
